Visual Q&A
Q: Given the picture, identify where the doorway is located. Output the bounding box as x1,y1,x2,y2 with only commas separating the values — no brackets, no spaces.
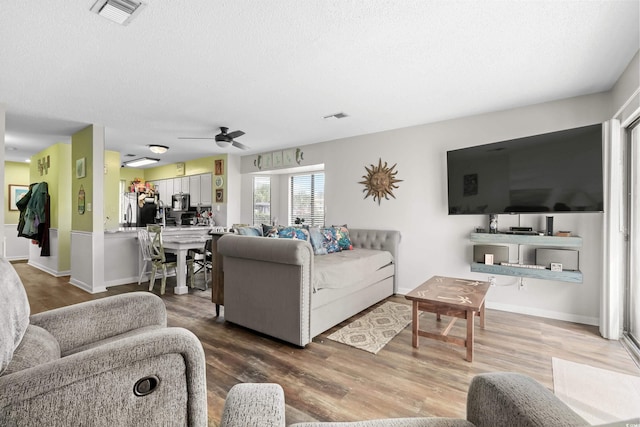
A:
625,121,640,363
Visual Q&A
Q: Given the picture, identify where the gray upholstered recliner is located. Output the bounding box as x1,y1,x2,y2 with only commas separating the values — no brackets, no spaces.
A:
0,258,207,426
220,373,589,427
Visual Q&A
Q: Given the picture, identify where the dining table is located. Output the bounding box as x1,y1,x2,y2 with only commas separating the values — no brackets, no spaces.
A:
163,233,212,294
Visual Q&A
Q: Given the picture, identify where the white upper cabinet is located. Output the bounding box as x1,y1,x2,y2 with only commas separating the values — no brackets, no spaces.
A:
200,173,212,206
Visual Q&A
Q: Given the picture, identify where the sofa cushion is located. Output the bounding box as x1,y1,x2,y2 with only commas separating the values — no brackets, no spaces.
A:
237,226,263,237
2,324,61,376
0,258,31,376
262,223,280,238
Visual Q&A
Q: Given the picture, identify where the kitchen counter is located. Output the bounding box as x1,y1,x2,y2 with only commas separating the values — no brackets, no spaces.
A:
105,225,215,234
103,225,215,288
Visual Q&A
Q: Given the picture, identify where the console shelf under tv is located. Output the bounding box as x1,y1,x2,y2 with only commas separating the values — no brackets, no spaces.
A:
469,233,583,283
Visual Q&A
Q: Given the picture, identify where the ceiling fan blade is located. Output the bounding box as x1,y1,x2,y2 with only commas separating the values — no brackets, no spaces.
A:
178,137,215,140
227,130,245,139
231,140,250,150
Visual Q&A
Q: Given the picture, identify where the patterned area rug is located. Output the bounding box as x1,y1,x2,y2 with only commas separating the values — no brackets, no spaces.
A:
552,357,640,425
327,301,413,354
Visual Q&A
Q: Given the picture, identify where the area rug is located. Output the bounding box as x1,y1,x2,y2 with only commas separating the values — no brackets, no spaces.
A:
327,301,413,354
552,357,640,425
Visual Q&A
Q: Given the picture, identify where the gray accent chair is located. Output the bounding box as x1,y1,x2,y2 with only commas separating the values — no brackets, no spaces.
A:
220,373,588,427
0,257,207,426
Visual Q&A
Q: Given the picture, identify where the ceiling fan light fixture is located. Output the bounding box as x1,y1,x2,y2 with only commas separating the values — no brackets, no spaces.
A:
90,0,146,25
148,144,169,154
122,157,160,168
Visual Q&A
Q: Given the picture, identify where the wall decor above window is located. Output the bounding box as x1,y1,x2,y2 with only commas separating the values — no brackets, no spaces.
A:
359,158,403,205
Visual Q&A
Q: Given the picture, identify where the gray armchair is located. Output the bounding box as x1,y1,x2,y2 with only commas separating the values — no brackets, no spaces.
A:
0,258,207,426
220,373,589,427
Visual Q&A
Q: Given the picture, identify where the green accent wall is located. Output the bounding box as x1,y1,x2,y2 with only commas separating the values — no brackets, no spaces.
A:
71,126,94,232
4,161,30,224
143,155,226,180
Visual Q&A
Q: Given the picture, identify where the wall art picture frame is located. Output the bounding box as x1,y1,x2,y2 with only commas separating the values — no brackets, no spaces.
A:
215,159,224,175
9,184,29,211
76,157,86,179
215,188,224,203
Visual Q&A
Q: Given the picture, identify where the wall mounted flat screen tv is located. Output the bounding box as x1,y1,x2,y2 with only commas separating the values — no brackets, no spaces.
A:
447,124,603,215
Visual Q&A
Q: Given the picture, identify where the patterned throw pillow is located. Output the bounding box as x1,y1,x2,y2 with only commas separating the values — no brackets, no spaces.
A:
308,227,328,255
333,224,353,250
277,226,309,241
262,224,280,238
308,226,340,255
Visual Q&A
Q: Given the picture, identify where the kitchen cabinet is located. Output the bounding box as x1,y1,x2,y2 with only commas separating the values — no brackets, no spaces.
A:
156,180,170,205
173,178,182,194
188,173,213,207
200,173,212,205
189,175,201,206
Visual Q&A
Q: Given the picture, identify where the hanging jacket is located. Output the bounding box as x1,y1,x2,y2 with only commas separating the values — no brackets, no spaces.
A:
22,182,49,237
16,184,35,239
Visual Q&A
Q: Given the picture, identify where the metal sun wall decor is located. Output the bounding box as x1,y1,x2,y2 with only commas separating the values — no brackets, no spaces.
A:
359,158,403,205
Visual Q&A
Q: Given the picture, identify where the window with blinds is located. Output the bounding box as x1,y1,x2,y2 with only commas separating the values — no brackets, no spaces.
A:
253,176,271,225
289,172,325,226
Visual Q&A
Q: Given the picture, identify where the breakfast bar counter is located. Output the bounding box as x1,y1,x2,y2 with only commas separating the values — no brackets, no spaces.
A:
104,225,213,288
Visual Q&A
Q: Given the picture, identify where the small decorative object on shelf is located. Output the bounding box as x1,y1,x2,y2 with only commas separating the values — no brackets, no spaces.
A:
294,217,305,225
489,214,498,234
546,216,554,236
551,263,563,272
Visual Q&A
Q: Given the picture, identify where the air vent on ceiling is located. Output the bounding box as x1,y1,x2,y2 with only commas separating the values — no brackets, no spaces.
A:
90,0,146,25
323,112,349,120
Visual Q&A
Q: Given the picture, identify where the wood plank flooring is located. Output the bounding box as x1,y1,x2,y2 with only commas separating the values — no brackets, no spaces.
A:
14,262,640,426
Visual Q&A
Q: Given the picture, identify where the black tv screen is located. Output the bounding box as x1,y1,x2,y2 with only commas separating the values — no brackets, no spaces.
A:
447,124,603,215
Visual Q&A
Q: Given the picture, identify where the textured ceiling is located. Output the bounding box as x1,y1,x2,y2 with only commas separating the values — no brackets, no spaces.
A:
1,0,638,166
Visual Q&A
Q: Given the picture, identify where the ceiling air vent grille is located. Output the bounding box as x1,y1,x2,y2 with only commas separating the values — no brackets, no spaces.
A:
90,0,146,25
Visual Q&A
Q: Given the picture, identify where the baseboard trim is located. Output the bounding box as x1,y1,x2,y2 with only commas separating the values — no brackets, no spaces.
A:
69,277,107,294
485,301,599,326
27,261,70,277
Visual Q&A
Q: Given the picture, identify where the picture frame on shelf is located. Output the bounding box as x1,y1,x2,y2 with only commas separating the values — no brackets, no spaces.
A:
283,149,295,166
9,184,29,211
262,153,273,169
273,151,283,167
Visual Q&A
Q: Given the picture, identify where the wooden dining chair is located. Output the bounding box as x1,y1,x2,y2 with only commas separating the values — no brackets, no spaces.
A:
146,225,195,295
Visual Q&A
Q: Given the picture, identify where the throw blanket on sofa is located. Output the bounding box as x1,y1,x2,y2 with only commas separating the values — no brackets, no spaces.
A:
0,258,30,375
313,248,394,291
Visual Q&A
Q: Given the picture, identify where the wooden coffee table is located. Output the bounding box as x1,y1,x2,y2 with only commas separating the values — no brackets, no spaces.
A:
405,275,490,362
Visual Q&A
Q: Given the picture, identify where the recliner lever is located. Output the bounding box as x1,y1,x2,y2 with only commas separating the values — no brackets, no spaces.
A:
134,375,160,396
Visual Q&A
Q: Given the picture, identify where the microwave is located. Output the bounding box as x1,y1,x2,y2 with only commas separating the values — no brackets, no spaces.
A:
171,193,190,211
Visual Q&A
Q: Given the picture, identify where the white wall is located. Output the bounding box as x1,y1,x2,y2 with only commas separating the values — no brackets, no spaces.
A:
239,92,612,325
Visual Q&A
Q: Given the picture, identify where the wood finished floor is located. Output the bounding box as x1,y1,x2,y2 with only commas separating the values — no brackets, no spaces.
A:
14,261,640,426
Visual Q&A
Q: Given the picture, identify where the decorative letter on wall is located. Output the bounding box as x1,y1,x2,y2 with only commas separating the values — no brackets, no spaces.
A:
359,158,403,205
